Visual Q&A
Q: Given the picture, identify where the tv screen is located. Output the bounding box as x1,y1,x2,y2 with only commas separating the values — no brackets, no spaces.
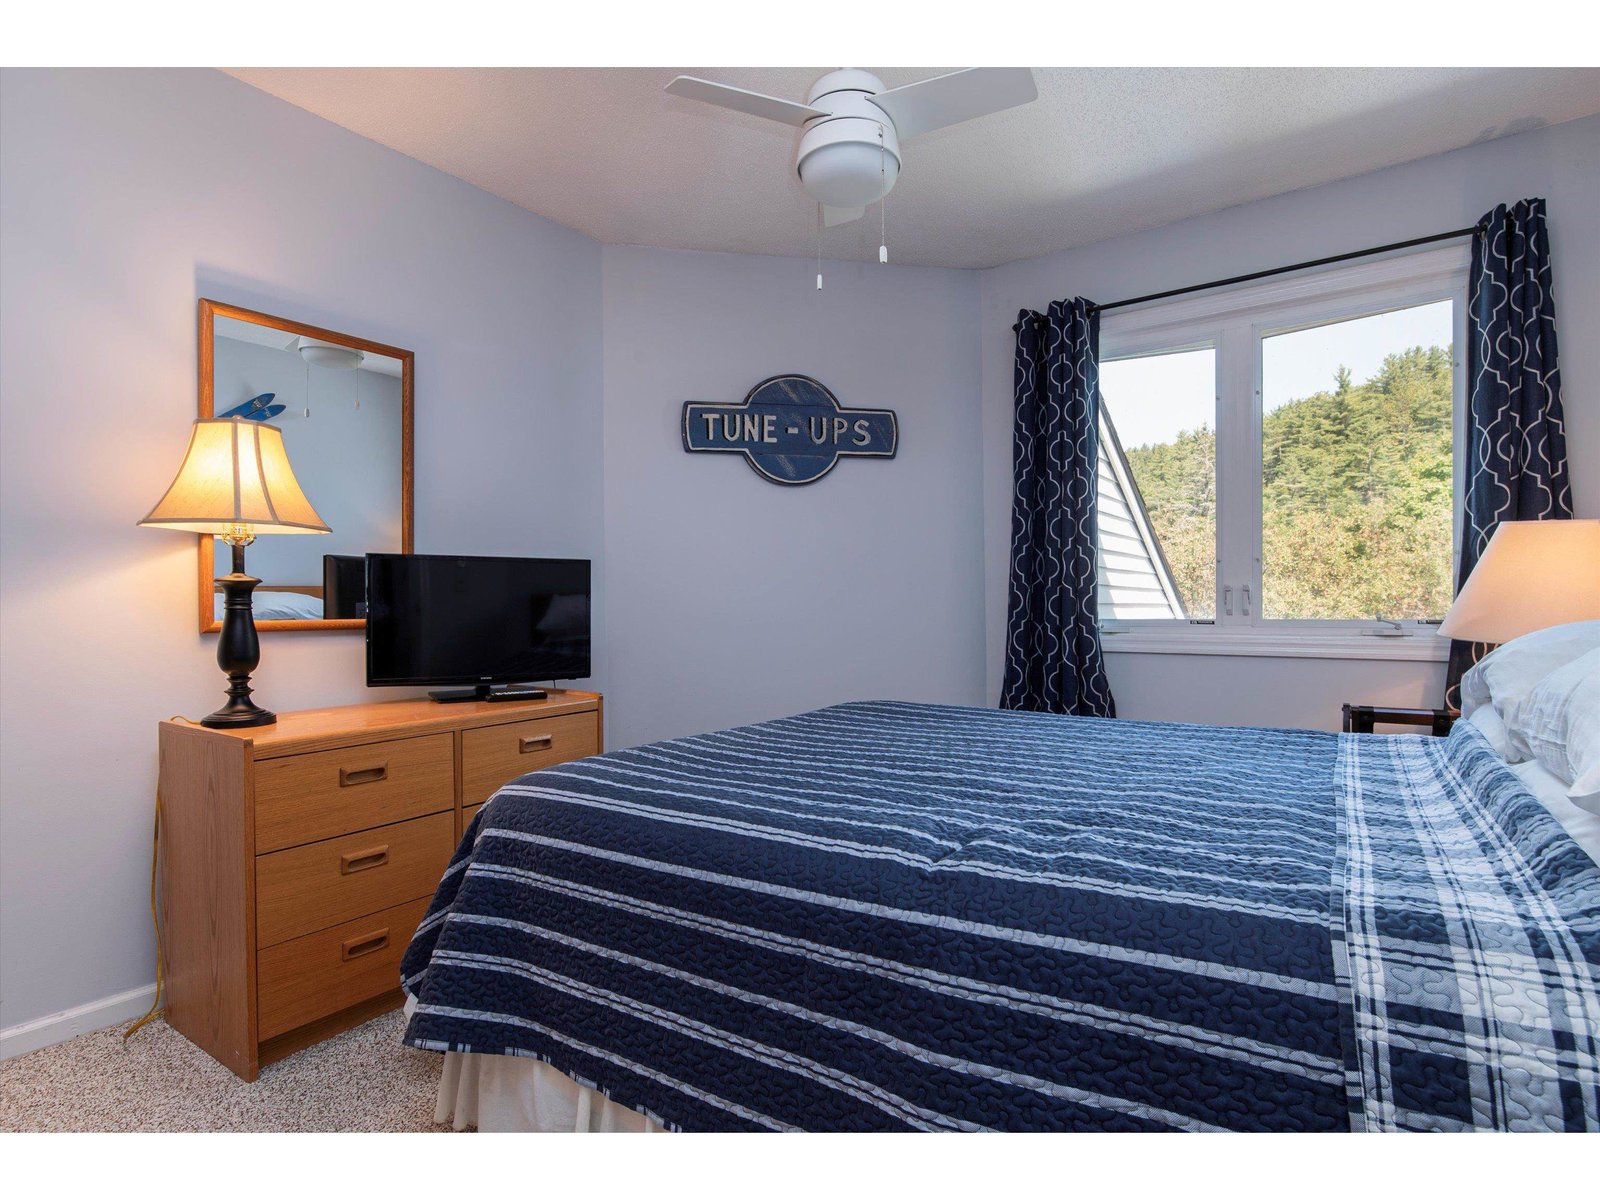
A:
366,554,591,687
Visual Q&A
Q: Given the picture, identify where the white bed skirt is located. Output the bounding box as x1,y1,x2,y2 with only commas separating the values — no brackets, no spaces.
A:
436,1052,667,1133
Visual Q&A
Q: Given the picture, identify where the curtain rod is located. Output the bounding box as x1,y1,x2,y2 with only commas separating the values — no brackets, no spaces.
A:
1012,223,1484,332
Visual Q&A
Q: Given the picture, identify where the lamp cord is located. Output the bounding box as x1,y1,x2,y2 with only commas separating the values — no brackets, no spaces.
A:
123,716,188,1043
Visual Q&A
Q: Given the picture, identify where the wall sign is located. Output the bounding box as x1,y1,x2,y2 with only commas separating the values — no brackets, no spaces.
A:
682,375,898,486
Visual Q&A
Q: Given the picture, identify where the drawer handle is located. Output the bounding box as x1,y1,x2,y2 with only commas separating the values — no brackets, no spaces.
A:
339,764,388,787
519,734,553,754
339,845,389,874
341,928,390,961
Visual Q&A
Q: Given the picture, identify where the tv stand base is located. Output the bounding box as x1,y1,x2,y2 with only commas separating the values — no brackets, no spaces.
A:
428,685,549,704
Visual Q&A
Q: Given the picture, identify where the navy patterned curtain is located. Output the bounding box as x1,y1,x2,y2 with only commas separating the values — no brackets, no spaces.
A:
1001,298,1116,717
1445,199,1573,707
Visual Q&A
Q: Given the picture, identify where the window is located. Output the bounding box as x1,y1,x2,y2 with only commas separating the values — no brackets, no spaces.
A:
1095,245,1467,658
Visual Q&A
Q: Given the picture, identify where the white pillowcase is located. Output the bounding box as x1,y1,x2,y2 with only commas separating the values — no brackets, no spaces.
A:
1464,704,1515,758
1504,647,1600,812
1458,664,1494,721
1457,621,1600,762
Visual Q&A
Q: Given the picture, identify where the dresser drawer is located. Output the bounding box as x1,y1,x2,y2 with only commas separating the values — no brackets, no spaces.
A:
256,897,429,1041
255,733,453,854
461,712,599,805
255,811,453,948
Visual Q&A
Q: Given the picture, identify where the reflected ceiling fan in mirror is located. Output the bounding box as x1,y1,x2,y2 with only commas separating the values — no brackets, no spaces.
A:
218,392,285,422
665,68,1038,270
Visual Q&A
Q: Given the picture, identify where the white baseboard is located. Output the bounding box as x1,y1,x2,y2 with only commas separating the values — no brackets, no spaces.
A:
0,984,158,1061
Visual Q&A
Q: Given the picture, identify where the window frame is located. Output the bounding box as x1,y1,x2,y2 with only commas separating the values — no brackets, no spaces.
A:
1096,243,1469,661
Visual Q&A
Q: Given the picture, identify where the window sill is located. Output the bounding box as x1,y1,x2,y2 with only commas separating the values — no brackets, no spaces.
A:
1099,629,1450,662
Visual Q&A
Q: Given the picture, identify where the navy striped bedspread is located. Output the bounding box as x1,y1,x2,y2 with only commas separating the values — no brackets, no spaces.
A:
400,701,1600,1131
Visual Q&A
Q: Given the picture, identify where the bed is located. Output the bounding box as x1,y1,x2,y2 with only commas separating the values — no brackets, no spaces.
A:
400,701,1600,1132
213,584,324,622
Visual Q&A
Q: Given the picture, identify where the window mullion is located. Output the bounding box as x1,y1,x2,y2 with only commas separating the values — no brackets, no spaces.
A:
1215,323,1257,628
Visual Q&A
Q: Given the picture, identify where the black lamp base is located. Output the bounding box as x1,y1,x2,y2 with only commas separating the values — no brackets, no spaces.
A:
203,555,276,729
201,701,277,729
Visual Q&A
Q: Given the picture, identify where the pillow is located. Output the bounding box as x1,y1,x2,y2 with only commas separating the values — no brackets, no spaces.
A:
1457,662,1493,719
213,591,325,621
1464,703,1515,758
1504,647,1600,810
1457,621,1600,757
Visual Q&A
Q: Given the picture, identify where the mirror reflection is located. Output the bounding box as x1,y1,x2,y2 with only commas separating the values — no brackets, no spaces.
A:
209,312,407,623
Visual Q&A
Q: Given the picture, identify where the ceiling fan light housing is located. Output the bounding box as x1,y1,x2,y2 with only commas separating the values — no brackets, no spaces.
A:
798,139,902,209
795,72,903,210
298,341,366,370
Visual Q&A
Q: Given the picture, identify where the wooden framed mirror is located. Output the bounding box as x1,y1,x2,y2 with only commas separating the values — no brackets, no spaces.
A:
197,299,414,633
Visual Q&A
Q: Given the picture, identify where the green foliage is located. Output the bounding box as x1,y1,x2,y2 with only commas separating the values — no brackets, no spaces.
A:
1119,345,1454,620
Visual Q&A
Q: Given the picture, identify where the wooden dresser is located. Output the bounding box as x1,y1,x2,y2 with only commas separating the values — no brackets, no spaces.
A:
157,690,602,1080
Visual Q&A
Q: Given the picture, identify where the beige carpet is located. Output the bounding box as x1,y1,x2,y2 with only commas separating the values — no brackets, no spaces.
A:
0,1010,448,1132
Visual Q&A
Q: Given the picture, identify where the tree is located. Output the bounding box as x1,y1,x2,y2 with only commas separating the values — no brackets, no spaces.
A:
1117,345,1453,620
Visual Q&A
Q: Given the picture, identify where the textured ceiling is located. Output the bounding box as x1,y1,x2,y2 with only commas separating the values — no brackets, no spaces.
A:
225,68,1600,270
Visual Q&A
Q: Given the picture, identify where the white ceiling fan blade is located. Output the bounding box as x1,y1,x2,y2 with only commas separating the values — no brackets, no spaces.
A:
822,205,866,228
665,76,828,128
868,68,1037,140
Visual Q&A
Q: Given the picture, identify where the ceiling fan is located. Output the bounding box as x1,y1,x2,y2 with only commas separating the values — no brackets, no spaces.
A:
665,68,1038,227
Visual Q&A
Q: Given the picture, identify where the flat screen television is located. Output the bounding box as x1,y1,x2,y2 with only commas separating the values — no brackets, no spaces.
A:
366,553,591,702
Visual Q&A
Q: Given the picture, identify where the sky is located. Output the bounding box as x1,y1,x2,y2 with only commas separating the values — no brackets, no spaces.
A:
1100,299,1453,450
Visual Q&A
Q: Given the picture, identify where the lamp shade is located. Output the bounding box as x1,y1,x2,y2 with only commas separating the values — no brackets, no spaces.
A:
1438,519,1600,643
138,417,330,536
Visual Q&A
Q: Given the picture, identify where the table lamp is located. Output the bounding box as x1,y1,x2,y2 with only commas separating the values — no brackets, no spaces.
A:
139,417,330,728
1439,519,1600,644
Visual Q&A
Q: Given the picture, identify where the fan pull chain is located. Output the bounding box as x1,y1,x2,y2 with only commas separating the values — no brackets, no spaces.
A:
878,124,889,264
303,356,311,419
815,202,823,290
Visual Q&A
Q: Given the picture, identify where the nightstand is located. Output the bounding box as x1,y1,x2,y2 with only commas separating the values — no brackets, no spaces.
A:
1341,704,1456,737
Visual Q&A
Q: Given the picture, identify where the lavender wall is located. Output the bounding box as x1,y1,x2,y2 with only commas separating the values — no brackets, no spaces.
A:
600,246,984,749
0,69,603,1037
978,113,1600,727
